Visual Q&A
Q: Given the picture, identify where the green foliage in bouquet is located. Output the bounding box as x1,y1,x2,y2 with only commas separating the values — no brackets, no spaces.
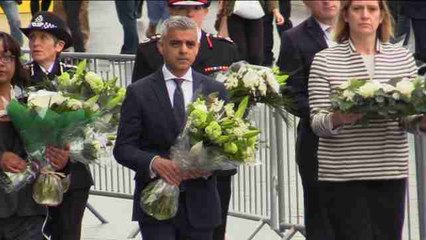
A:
331,77,425,121
185,94,260,165
219,61,294,122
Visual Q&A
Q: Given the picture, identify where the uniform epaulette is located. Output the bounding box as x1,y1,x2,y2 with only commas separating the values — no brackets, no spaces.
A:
141,34,161,43
207,33,234,43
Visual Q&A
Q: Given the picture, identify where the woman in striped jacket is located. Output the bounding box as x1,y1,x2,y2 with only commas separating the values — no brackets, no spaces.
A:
308,1,426,239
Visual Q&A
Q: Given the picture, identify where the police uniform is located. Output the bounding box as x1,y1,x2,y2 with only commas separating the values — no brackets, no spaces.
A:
131,31,240,82
131,12,239,240
21,12,92,240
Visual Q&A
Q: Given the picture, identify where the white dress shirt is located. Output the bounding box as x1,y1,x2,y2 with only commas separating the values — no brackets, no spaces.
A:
162,64,193,109
316,19,337,48
39,62,55,74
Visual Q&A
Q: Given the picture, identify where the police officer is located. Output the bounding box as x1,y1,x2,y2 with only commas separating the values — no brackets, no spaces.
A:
132,2,239,240
20,11,93,240
132,0,239,82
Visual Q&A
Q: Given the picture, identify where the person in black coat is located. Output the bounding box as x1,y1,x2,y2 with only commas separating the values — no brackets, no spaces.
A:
132,1,238,239
114,16,227,240
277,1,340,239
20,12,93,240
403,2,426,63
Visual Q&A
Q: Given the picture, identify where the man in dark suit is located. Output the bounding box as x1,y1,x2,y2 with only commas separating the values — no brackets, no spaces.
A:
277,1,340,239
20,12,93,240
114,16,227,240
132,2,238,239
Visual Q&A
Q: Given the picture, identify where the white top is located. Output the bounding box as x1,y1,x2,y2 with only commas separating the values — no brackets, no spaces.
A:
39,62,55,74
162,64,193,110
361,54,375,79
233,0,265,19
316,19,336,48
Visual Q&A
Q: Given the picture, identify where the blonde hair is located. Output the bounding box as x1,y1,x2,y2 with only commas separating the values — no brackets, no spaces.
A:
334,0,394,43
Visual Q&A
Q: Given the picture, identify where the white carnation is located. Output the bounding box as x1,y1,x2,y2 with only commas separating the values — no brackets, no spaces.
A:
396,79,415,98
357,81,381,98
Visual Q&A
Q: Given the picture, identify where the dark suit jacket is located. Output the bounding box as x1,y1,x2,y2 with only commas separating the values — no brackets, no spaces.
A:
403,2,426,19
277,16,328,184
26,60,93,190
114,69,226,228
131,31,239,82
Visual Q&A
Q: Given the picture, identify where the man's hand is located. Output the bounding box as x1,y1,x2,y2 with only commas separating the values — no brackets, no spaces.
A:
46,144,70,170
182,170,212,180
0,152,27,173
152,157,182,186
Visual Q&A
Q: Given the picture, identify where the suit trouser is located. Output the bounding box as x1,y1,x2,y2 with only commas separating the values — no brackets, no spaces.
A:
296,121,334,240
114,0,139,54
320,179,406,240
30,0,52,16
63,0,85,52
227,14,264,65
139,192,214,240
212,175,232,240
53,0,90,48
0,215,45,240
0,1,23,46
48,187,90,240
262,1,292,66
412,19,426,62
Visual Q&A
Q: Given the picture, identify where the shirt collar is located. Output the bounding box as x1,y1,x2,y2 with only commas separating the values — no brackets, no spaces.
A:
315,18,333,35
348,38,382,54
197,28,202,42
162,64,193,82
39,61,56,74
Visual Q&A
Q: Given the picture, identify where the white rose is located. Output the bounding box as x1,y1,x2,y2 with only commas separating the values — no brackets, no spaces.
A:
258,82,267,96
242,70,260,89
28,90,67,108
342,90,355,101
357,82,381,98
396,79,415,98
382,83,396,93
263,70,280,94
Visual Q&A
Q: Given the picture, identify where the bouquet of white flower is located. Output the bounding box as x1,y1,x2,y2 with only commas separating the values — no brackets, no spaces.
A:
216,61,294,121
331,77,426,121
4,90,96,205
32,60,126,165
140,94,261,221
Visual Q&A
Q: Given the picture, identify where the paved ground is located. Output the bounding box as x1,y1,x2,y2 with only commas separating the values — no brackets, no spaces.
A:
0,1,421,240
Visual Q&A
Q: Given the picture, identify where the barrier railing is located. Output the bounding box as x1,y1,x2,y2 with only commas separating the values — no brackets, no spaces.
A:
21,51,422,240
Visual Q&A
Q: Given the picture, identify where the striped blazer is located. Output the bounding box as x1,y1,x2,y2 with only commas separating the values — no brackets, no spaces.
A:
308,39,421,182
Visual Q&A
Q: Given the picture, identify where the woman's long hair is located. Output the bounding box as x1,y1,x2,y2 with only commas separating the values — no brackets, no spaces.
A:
334,0,394,44
0,32,30,88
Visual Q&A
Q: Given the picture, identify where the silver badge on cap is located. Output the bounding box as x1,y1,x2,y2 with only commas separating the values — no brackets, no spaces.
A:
30,14,57,29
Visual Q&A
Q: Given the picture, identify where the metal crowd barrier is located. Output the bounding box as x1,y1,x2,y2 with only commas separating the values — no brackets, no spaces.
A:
21,51,423,240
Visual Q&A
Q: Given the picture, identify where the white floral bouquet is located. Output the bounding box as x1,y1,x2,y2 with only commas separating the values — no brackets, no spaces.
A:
331,77,426,120
216,61,294,121
141,94,261,221
4,90,96,205
32,60,126,165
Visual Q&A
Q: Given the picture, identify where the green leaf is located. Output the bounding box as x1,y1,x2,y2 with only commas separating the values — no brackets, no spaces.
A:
235,96,249,119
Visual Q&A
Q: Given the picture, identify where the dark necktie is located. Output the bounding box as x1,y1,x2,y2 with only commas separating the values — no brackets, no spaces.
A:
173,78,186,130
